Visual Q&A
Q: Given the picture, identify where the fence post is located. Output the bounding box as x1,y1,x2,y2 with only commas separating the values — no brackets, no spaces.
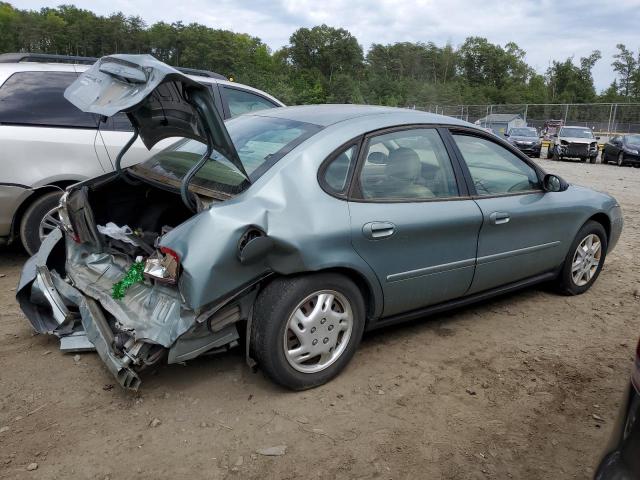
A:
563,104,569,124
523,104,528,122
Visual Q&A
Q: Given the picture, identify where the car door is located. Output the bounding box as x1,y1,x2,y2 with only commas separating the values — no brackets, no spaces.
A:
0,70,111,182
449,129,571,294
346,127,483,317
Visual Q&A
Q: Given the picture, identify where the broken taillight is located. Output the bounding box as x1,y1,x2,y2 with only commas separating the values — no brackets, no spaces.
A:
143,247,180,284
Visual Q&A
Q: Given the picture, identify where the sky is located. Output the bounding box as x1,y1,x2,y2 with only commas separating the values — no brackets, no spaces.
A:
18,0,640,91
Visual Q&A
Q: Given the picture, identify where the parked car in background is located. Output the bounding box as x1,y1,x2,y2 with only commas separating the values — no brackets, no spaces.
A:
602,134,640,167
0,53,284,255
541,119,564,140
594,336,640,479
547,126,599,163
17,55,623,391
505,127,541,157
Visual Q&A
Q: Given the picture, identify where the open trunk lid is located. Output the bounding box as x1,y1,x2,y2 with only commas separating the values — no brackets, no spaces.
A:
64,54,247,178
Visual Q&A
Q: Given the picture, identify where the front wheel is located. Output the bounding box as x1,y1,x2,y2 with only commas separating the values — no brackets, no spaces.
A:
251,273,366,390
556,220,607,295
618,152,625,166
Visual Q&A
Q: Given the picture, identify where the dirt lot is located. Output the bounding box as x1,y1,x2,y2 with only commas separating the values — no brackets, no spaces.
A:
0,158,638,480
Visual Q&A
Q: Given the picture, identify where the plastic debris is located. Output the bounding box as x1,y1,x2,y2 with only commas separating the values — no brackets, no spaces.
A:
97,222,137,245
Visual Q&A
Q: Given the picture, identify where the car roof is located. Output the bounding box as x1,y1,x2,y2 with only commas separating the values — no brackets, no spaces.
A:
247,104,472,128
562,125,591,129
0,62,284,106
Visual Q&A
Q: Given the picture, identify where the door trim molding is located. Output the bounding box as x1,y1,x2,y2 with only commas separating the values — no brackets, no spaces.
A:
387,258,475,282
477,240,561,265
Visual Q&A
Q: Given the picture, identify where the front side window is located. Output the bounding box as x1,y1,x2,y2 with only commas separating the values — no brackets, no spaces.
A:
223,86,277,117
132,115,321,196
357,128,459,200
452,133,541,196
0,71,98,128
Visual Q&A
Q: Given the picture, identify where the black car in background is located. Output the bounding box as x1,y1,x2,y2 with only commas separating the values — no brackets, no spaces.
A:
595,336,640,479
602,134,640,167
505,127,541,157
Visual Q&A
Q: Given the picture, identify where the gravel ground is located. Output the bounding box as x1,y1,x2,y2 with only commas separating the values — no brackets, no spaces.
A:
0,157,638,479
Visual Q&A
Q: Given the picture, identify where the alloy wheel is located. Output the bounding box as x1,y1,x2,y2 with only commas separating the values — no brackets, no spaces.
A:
283,290,353,374
38,207,63,242
618,152,624,166
571,233,602,287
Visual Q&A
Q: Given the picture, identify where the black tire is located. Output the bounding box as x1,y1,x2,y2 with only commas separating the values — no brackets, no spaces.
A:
589,155,597,164
19,191,62,256
602,150,608,163
552,148,562,161
546,145,554,159
251,273,366,390
617,151,625,167
556,220,608,295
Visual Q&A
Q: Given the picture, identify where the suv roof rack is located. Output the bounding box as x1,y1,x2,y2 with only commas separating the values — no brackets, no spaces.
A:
0,53,227,80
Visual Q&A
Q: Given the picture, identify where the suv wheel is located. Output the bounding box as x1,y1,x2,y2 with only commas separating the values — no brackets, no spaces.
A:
556,220,607,295
19,191,63,255
251,273,365,390
617,151,625,166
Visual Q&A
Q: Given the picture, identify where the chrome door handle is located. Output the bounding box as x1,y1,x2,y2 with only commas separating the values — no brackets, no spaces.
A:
490,212,510,225
363,221,396,239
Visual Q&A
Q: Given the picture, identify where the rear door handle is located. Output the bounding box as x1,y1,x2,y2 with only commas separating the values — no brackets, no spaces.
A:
490,212,510,225
363,221,396,239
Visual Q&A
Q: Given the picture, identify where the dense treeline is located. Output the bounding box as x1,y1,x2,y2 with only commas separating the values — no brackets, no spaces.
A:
1,2,639,106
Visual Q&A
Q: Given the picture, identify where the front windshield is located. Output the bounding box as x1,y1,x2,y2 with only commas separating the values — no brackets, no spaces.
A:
559,127,593,139
626,134,640,144
510,128,537,137
134,115,323,196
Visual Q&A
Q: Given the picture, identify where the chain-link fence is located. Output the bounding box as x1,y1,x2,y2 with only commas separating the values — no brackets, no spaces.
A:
410,103,640,137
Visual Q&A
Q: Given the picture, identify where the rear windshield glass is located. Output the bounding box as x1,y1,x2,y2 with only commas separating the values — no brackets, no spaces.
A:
134,115,322,196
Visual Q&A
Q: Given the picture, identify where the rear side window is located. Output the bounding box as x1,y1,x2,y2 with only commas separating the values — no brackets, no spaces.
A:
0,71,98,128
222,86,277,117
322,145,357,194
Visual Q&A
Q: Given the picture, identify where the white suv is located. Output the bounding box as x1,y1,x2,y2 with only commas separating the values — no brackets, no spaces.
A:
0,53,284,254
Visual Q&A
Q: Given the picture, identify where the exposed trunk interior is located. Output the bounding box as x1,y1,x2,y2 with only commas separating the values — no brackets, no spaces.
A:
89,176,193,234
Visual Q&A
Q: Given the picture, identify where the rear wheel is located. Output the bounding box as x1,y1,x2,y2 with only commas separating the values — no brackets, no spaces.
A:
251,273,365,390
19,191,63,256
556,220,607,295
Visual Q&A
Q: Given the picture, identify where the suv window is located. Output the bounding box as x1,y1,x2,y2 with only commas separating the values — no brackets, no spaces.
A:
452,133,541,195
323,145,357,194
222,86,277,117
357,128,459,200
0,71,98,128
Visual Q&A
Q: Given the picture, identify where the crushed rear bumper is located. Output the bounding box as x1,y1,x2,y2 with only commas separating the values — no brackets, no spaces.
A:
16,228,141,388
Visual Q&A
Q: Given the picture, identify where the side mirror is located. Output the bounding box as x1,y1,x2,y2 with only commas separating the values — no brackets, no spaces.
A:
595,136,601,140
552,134,558,138
543,173,568,193
504,132,510,137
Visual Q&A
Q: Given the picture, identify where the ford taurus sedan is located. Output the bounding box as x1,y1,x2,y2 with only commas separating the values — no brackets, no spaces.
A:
17,55,624,390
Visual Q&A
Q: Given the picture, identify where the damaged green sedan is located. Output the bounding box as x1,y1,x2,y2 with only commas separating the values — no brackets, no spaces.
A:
18,55,623,391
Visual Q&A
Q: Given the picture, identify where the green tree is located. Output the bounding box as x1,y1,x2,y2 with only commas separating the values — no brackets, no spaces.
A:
612,44,638,99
